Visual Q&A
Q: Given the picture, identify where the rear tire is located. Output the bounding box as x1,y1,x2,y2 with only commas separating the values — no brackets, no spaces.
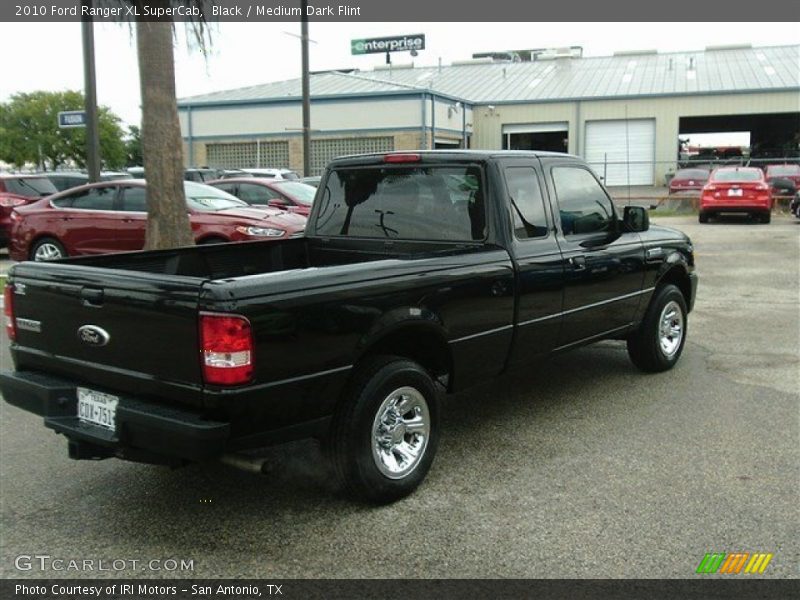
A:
698,212,709,223
328,356,441,504
760,212,771,224
627,284,688,373
30,237,67,261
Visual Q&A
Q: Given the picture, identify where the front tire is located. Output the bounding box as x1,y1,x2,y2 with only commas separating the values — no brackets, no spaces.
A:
627,284,688,373
328,356,441,504
30,237,67,261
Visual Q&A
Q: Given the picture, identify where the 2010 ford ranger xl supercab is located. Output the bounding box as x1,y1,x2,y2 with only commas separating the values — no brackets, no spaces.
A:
1,151,698,503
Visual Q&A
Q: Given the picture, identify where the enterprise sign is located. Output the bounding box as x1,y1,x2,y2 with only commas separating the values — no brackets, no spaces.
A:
351,34,426,55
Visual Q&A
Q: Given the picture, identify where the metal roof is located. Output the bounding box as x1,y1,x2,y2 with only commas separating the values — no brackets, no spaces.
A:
179,44,800,106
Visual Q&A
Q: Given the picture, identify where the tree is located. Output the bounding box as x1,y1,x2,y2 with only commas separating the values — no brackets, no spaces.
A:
0,90,126,170
124,125,143,167
134,10,195,249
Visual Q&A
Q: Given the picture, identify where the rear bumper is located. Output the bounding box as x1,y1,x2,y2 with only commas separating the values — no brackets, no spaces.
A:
0,370,230,462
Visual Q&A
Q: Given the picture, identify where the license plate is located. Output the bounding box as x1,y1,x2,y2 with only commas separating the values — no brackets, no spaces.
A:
728,188,743,197
77,388,118,431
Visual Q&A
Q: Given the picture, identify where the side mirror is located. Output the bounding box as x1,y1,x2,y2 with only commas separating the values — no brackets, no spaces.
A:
268,199,287,209
623,205,649,232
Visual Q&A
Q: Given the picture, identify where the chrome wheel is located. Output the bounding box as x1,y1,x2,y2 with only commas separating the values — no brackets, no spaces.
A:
33,242,64,261
371,386,430,480
658,300,684,357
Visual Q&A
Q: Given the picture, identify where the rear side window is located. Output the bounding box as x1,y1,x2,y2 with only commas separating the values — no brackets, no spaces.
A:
504,167,548,239
65,187,117,211
315,166,486,241
552,167,615,236
121,187,147,212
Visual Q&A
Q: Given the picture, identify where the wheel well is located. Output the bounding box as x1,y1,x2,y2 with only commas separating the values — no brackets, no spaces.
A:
29,235,64,257
657,266,692,310
356,326,453,391
197,235,228,245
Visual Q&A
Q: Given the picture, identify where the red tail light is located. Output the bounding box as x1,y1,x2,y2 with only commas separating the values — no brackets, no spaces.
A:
4,284,15,342
199,313,254,386
384,153,421,163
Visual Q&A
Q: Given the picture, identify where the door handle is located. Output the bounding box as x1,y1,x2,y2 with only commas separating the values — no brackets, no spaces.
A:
569,256,587,271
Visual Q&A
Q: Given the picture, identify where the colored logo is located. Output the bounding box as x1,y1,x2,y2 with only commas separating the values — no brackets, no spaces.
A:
696,552,773,574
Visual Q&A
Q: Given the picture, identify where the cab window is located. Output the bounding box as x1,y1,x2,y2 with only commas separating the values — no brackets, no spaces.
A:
552,167,615,236
504,167,549,239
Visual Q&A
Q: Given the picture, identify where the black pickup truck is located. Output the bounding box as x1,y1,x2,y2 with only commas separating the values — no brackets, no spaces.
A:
1,151,697,503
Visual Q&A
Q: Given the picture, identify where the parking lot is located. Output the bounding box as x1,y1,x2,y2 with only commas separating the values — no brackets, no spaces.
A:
0,214,797,579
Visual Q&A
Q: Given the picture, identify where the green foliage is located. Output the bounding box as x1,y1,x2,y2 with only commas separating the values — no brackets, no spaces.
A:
124,125,143,168
0,90,126,170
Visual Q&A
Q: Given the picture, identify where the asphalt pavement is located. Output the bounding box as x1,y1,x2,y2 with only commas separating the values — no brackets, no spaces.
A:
0,215,798,579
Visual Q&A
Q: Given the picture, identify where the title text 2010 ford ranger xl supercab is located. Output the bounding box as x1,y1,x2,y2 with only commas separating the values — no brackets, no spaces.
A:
1,151,697,503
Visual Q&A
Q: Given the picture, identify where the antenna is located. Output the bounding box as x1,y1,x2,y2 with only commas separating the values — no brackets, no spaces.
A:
625,104,631,205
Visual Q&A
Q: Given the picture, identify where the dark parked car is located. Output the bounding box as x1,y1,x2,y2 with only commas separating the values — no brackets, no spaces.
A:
9,180,306,261
0,174,58,247
300,176,322,187
218,168,299,180
790,191,800,219
764,164,800,187
209,178,317,216
1,151,697,503
184,168,221,183
41,171,133,192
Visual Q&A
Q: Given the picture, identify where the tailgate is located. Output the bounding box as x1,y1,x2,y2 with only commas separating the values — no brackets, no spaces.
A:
7,263,207,407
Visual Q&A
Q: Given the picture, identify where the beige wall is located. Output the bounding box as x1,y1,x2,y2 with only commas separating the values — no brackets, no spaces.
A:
472,91,799,184
183,98,422,138
188,131,425,171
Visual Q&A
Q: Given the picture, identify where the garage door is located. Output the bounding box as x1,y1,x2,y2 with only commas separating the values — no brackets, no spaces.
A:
584,119,655,186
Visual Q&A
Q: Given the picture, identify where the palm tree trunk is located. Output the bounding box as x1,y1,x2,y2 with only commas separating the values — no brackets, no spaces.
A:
135,14,193,250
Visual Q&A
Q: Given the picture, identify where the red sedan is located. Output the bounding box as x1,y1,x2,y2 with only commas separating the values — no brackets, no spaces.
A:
208,178,317,216
668,168,710,195
0,174,58,248
9,180,306,261
699,167,772,224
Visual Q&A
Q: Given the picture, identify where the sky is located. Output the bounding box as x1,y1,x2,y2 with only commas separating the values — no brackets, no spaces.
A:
0,21,798,128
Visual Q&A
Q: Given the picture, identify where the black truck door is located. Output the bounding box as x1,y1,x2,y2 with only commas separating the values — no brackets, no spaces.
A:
502,160,565,365
542,159,645,348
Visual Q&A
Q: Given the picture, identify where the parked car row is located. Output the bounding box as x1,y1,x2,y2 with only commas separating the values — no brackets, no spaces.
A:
5,179,314,261
670,163,799,198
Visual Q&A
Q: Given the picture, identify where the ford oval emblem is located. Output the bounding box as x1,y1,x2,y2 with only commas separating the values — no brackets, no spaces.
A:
77,325,111,347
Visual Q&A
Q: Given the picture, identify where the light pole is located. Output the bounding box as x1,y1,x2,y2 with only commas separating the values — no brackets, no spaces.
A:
300,0,311,177
81,0,100,182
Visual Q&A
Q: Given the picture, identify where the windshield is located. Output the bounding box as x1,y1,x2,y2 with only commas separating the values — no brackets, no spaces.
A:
767,165,800,176
272,181,317,205
674,169,709,180
184,181,249,211
4,177,58,197
712,169,762,182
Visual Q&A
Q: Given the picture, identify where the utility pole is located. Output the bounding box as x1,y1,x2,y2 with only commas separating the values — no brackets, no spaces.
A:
81,1,101,182
300,0,311,177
